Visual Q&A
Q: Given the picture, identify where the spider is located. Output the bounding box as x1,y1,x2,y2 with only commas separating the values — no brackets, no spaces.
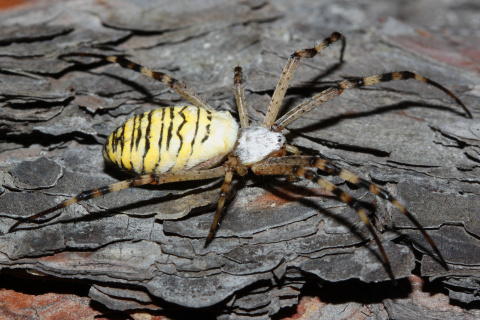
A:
9,32,472,280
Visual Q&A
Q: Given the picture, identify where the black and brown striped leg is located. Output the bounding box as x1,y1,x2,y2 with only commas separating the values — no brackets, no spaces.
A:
9,166,226,232
205,156,239,246
61,53,214,111
295,166,396,281
251,160,395,280
233,66,249,128
284,144,301,182
275,71,471,130
253,155,448,268
308,156,448,268
263,31,346,129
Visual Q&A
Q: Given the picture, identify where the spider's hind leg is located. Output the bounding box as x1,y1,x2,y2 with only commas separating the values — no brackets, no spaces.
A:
9,167,227,232
60,53,214,111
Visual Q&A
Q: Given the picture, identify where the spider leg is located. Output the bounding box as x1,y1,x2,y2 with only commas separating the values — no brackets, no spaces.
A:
309,156,447,268
263,31,346,129
251,160,395,281
285,144,301,155
234,66,249,128
275,71,471,130
284,144,301,182
275,86,341,130
205,156,239,246
9,166,226,232
253,156,448,269
292,157,448,270
61,53,214,111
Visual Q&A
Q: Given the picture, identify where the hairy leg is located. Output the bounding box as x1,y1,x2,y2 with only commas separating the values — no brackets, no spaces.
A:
275,71,471,130
251,159,395,280
234,66,249,128
61,53,214,111
205,156,241,246
263,32,346,129
9,166,226,232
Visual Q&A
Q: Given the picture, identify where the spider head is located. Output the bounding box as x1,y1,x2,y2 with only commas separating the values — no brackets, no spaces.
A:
233,126,286,165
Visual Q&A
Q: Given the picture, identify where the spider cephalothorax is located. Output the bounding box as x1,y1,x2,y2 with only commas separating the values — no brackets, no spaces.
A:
10,32,471,280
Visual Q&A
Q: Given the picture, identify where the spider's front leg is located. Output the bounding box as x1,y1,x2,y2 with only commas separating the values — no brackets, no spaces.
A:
205,156,246,246
251,156,449,280
275,71,472,130
234,66,249,128
251,158,396,280
263,31,346,129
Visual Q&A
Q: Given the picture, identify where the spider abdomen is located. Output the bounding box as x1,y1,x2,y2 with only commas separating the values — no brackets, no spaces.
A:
103,106,238,174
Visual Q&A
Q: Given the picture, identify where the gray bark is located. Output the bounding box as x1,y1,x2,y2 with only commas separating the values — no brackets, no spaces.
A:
1,0,479,319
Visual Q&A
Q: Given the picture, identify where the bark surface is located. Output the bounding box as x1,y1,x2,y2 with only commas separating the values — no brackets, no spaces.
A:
1,0,479,319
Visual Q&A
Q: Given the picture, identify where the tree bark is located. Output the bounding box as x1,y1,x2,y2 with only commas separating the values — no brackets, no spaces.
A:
1,0,479,319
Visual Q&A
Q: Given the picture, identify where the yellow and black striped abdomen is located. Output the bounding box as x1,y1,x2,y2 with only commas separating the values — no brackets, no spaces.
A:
103,106,239,174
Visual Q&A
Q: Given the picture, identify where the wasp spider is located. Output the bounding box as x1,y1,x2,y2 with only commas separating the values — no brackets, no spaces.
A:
10,32,472,280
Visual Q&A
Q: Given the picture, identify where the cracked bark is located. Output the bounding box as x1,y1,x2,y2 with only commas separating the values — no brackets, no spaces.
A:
1,0,479,319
